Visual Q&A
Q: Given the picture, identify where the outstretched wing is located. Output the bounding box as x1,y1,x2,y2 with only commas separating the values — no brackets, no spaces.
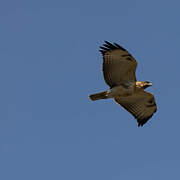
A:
100,41,137,88
114,90,157,126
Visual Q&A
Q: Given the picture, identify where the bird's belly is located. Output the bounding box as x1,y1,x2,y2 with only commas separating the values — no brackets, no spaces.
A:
107,85,134,98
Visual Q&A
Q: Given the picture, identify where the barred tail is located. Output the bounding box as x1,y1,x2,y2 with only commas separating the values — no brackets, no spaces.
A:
89,91,108,101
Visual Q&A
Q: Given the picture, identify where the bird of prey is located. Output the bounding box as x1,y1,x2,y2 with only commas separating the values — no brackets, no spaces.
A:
89,41,157,126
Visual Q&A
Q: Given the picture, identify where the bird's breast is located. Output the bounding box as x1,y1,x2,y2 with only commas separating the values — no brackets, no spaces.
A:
108,82,135,98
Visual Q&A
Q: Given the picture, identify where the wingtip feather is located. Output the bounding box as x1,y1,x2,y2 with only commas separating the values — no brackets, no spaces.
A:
99,41,126,54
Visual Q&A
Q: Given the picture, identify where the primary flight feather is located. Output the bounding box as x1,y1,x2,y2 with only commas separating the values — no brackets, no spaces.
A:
89,41,157,126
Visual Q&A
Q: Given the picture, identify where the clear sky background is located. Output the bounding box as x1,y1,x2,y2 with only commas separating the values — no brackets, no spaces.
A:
0,0,180,179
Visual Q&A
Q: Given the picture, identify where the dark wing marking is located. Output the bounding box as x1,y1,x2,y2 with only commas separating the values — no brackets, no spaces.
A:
99,41,126,54
100,41,137,88
114,90,157,126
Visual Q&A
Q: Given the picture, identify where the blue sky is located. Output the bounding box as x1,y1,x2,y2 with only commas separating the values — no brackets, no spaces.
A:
0,0,180,179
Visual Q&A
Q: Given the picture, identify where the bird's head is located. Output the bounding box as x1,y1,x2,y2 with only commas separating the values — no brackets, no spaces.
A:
136,81,152,89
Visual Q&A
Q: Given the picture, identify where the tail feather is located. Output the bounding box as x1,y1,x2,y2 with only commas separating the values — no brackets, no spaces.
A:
89,91,108,101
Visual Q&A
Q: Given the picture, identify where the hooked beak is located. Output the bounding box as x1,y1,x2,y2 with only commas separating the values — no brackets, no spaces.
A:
148,82,152,86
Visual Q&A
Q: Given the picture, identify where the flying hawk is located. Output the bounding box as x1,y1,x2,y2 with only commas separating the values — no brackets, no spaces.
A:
89,41,157,126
